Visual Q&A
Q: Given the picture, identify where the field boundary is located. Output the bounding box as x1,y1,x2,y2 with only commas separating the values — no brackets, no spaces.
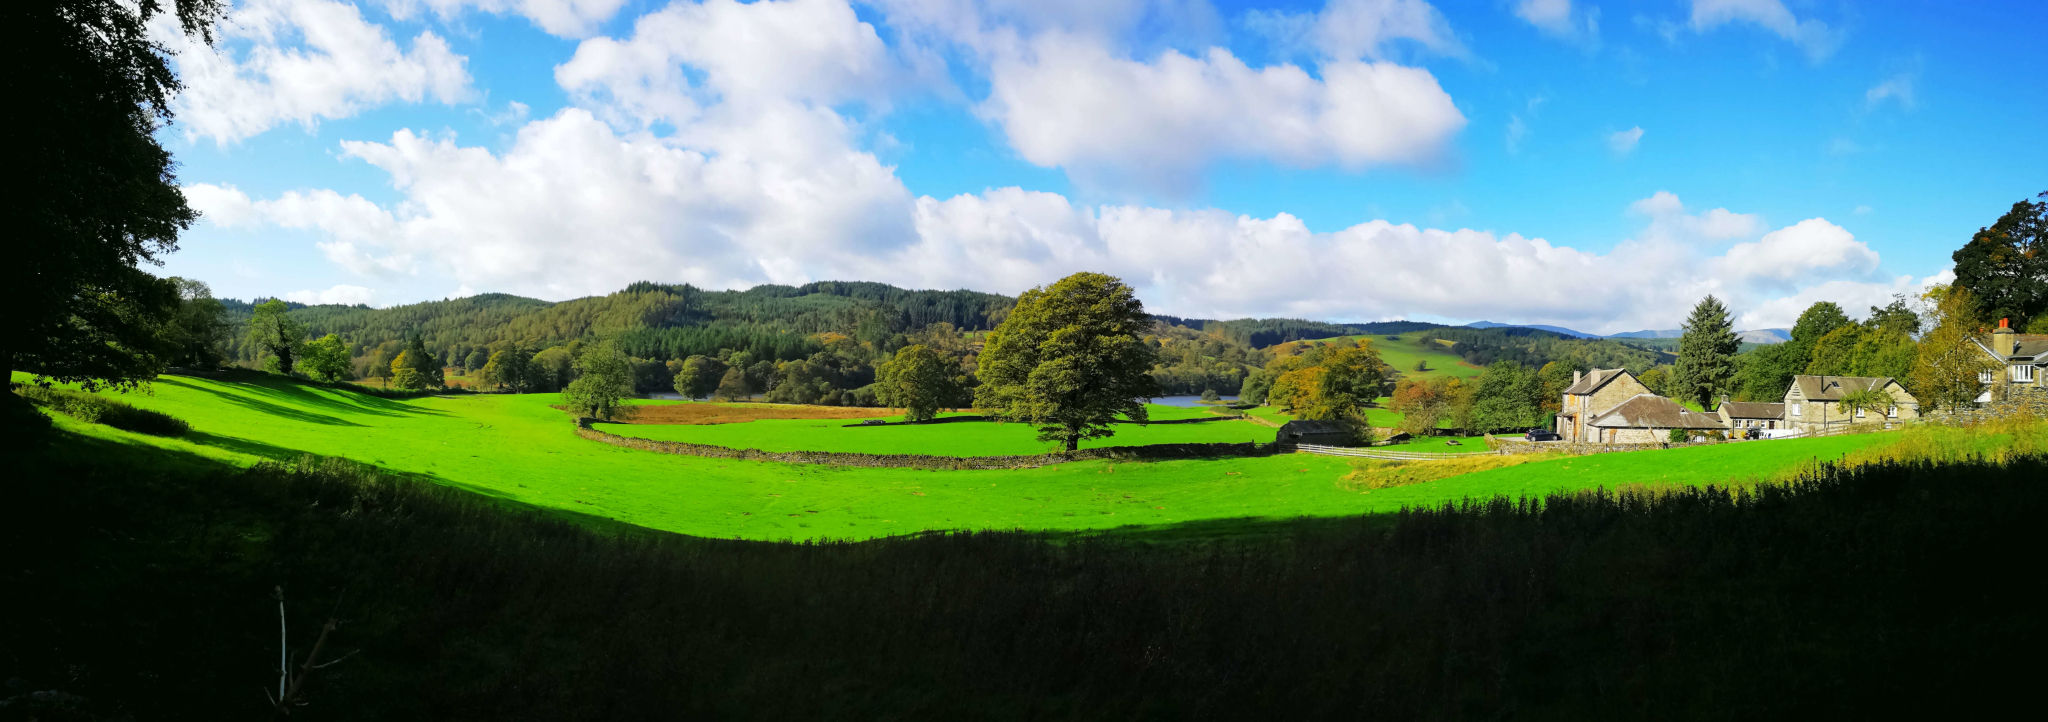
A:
576,420,1285,469
1297,444,1502,460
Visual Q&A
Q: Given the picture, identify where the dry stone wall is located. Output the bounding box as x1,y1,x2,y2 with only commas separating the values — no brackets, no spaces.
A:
576,419,1285,469
1926,387,2048,425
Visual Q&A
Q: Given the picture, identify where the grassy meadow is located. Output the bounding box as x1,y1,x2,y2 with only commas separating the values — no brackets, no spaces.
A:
1272,331,1484,379
15,371,1900,542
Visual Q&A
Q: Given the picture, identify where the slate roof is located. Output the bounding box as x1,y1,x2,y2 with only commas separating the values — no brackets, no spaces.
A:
1717,401,1785,419
1588,394,1727,430
1790,375,1903,402
1977,333,2048,360
1562,368,1632,395
1278,419,1352,435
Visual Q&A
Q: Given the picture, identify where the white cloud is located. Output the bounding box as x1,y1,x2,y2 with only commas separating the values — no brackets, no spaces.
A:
182,0,1924,335
1865,74,1915,110
285,285,378,306
982,39,1465,193
555,0,905,129
1308,0,1466,60
166,0,473,144
1628,191,1763,242
1687,0,1841,61
1513,0,1598,44
1608,125,1643,155
377,0,631,38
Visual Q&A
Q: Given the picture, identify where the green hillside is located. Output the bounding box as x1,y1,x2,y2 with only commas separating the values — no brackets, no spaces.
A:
1272,332,1485,380
21,372,1895,541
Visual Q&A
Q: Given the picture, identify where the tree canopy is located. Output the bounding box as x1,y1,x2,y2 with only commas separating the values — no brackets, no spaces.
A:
562,343,635,420
4,0,225,389
974,273,1160,452
876,345,961,422
1951,192,2047,329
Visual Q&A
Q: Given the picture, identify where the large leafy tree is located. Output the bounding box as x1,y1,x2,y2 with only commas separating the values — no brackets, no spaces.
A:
5,0,225,389
247,300,307,375
163,277,231,369
671,355,726,400
974,272,1159,452
876,345,961,422
482,348,535,392
1914,287,1998,410
300,335,353,382
1951,192,2047,328
563,342,637,419
1299,346,1386,421
1471,360,1541,432
1671,295,1740,408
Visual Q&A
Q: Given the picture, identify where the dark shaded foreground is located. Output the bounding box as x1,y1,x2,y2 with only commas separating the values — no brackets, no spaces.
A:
2,425,2041,720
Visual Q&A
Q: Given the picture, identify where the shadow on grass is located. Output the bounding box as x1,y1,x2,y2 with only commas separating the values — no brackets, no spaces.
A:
156,377,365,426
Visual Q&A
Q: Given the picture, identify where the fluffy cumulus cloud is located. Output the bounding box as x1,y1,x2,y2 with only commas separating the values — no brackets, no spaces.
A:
186,0,1924,332
982,42,1464,192
166,0,473,143
883,0,1470,195
1687,0,1841,61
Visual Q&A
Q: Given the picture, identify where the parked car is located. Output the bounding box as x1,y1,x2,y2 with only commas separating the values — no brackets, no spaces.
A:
1523,429,1563,442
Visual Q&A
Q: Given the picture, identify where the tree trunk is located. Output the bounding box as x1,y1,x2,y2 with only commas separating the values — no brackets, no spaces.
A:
1065,427,1079,452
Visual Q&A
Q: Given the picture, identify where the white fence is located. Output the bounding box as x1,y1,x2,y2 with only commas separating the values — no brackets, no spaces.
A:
1295,444,1502,460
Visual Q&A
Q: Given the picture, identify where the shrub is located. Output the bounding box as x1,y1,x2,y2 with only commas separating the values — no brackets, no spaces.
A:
1669,428,1688,443
14,384,190,436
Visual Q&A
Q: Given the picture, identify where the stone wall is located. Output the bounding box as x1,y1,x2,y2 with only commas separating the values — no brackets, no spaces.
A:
575,419,1285,469
1489,437,1723,456
1925,386,2048,425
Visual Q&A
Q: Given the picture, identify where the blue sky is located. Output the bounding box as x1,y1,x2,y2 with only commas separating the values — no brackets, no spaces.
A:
157,0,2047,333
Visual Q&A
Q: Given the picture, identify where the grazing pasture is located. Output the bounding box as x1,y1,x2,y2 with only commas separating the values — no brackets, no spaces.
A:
16,372,1893,541
1271,332,1484,379
625,399,904,425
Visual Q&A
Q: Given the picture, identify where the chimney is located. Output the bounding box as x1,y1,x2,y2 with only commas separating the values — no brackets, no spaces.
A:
1574,370,1583,384
1995,318,2017,357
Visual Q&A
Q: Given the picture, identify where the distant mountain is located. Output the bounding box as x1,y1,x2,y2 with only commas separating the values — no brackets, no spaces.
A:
1463,321,1598,338
1609,328,1789,343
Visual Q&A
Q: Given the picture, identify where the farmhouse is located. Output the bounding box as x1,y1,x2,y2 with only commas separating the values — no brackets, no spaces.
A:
1971,319,2048,403
1783,375,1919,434
1585,394,1729,443
1717,401,1785,430
1278,419,1356,446
1555,368,1652,442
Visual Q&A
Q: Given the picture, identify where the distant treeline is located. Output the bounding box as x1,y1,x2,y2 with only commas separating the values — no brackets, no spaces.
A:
1150,316,1448,348
6,437,2038,718
1420,326,1672,373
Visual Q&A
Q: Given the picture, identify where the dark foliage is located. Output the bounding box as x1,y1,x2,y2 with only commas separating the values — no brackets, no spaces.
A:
14,384,189,436
1951,192,2048,328
3,431,2040,719
1420,327,1668,371
3,0,225,389
1198,318,1446,348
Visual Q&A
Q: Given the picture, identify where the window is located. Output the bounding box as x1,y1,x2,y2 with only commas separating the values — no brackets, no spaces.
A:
1856,407,1866,418
1888,405,1898,418
2014,364,2038,383
1981,371,1997,384
1790,403,1801,416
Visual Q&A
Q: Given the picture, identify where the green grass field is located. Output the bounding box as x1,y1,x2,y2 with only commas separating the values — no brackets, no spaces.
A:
17,372,1894,541
602,401,1274,455
1276,332,1483,380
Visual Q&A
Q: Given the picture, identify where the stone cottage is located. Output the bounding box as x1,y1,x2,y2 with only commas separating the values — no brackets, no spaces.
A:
1555,368,1651,442
1971,319,2048,404
1716,401,1785,431
1585,394,1729,443
1277,419,1358,446
1783,375,1919,434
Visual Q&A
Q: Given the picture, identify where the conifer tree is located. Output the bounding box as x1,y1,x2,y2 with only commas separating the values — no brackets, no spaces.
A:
1671,295,1739,408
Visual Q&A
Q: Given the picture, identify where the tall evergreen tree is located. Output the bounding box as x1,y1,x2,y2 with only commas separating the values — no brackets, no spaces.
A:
5,0,225,389
974,272,1160,451
1671,295,1739,408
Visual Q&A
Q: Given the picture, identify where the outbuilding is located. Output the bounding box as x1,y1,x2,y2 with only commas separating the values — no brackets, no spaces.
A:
1716,401,1785,430
1586,394,1728,443
1278,419,1358,446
